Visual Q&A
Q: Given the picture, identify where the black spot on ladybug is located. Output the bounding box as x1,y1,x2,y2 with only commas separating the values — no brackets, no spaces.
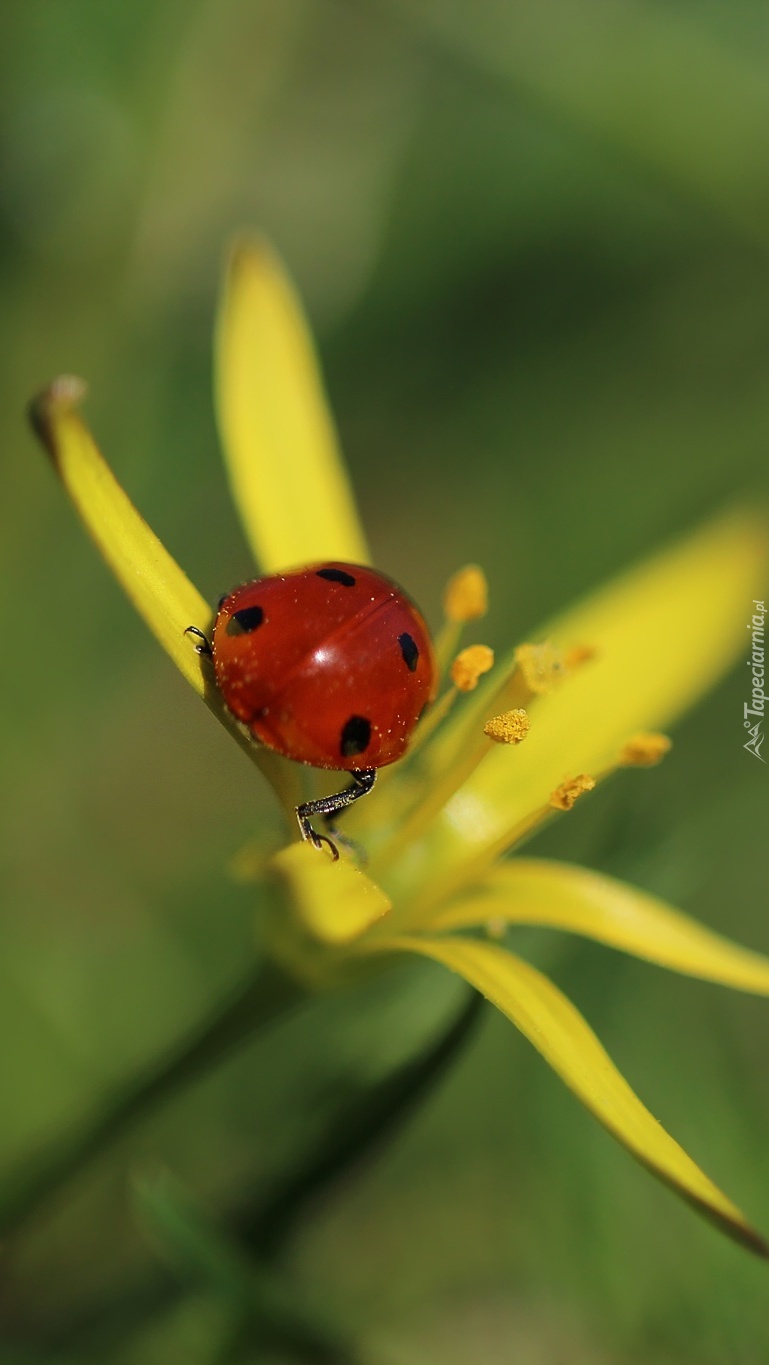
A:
398,632,419,672
227,605,265,635
317,568,356,587
340,715,371,757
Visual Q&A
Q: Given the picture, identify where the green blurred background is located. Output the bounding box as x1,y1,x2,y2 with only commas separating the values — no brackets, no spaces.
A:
2,1,769,1359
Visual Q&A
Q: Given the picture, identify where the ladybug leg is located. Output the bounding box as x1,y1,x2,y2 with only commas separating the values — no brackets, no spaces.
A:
296,769,377,861
185,625,212,657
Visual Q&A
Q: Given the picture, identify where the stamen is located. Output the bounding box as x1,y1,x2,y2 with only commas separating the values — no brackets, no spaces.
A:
435,565,489,674
549,774,596,811
515,642,566,695
621,732,672,767
423,638,581,793
483,708,530,745
443,564,488,622
370,706,527,875
400,728,659,926
374,634,594,889
481,640,593,724
390,646,498,776
451,644,495,692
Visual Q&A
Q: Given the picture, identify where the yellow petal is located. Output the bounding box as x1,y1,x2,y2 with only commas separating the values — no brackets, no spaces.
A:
421,859,769,995
418,513,768,878
28,377,294,803
30,378,212,694
215,238,370,573
374,933,768,1257
270,842,391,945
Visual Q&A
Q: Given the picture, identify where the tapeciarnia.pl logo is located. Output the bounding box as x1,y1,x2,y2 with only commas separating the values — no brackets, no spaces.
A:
744,599,766,762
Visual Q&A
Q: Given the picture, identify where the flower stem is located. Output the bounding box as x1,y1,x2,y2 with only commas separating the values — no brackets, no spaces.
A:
245,986,485,1259
25,987,484,1355
0,959,302,1237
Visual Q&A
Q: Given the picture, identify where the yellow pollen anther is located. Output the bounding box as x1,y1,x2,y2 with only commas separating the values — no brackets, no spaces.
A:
621,732,673,767
515,641,566,694
549,774,596,811
483,708,530,745
451,644,495,692
443,564,488,622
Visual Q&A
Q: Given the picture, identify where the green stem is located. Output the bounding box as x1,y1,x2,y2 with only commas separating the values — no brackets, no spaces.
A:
29,987,484,1355
0,959,302,1237
135,1173,363,1365
246,987,484,1259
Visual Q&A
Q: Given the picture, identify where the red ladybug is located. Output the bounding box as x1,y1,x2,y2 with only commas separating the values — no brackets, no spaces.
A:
188,562,437,856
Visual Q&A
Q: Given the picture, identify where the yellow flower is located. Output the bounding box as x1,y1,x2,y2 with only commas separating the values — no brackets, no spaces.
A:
30,238,769,1258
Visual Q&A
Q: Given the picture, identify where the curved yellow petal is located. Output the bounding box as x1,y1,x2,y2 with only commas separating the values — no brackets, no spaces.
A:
373,933,768,1257
416,513,768,879
28,377,292,802
421,859,769,995
270,841,391,946
30,377,212,693
215,238,370,573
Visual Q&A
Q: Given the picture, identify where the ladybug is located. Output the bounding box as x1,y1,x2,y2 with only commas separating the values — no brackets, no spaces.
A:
187,562,437,857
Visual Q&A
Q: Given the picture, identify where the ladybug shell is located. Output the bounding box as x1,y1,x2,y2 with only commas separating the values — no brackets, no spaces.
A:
212,562,437,770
